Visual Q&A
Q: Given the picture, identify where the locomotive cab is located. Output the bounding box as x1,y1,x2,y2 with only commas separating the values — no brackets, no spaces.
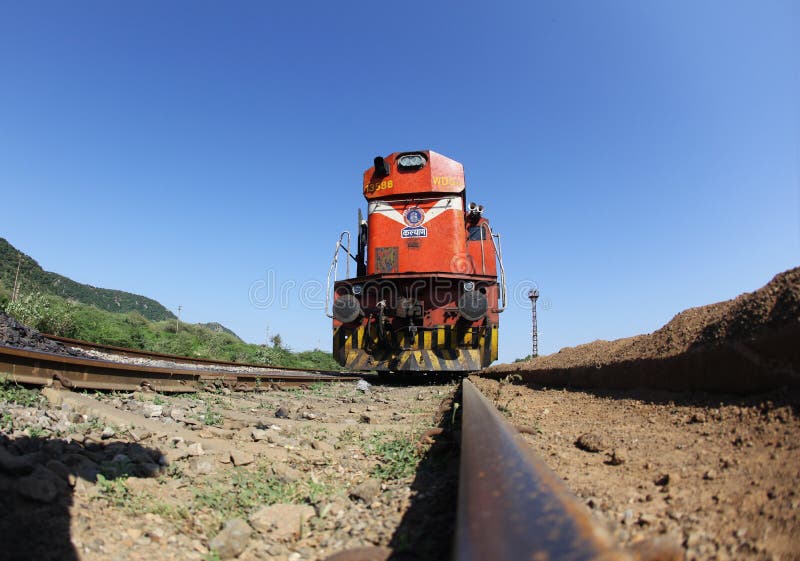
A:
326,151,506,373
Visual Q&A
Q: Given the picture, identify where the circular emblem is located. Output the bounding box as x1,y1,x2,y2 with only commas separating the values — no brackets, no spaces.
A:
403,207,425,226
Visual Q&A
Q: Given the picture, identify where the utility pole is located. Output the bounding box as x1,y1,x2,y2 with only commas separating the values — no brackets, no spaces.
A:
176,305,182,333
528,289,540,358
12,253,21,303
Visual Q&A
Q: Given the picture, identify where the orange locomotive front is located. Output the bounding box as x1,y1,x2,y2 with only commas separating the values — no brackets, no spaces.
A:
326,151,506,372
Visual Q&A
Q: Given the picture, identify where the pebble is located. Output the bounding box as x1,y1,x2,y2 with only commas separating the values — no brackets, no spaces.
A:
208,518,251,559
575,433,608,453
186,443,204,456
349,478,381,503
270,463,302,483
311,440,334,453
187,457,216,475
249,503,315,539
275,406,291,419
608,448,627,466
230,450,255,466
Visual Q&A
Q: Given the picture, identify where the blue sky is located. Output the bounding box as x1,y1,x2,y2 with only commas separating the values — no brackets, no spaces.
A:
1,1,797,361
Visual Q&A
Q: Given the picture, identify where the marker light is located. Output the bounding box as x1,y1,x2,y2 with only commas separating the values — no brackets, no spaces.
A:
463,281,475,292
397,153,426,170
352,284,363,295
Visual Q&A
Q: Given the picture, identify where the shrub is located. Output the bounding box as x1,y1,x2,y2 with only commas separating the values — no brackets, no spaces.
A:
5,292,76,337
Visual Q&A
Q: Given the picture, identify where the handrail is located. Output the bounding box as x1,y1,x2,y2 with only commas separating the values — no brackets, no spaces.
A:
490,232,507,312
325,231,352,318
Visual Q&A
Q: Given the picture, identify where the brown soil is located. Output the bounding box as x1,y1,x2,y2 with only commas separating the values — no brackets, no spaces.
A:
471,375,800,561
486,267,800,393
474,266,800,561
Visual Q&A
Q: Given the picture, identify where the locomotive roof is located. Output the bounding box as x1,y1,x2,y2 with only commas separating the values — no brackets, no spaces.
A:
362,150,465,200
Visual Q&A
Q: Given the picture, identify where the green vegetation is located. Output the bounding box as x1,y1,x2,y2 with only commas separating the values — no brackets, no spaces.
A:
367,432,421,480
1,237,340,369
0,237,174,321
5,292,76,336
0,375,42,407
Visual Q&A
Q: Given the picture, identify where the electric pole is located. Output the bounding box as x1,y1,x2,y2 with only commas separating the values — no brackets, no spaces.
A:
528,289,540,358
176,305,182,333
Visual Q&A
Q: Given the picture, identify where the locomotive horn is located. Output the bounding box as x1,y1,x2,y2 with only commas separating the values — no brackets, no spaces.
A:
468,202,478,211
374,156,390,177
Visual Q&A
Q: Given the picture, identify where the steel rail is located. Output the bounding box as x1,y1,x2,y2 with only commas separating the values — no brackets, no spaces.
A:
456,379,631,561
0,345,360,393
44,334,343,373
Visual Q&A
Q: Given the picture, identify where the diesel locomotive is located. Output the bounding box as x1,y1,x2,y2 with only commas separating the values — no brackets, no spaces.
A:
326,151,506,372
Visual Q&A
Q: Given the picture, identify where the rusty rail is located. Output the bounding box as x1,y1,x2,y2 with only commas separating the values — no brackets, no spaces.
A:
456,379,631,561
45,334,341,373
0,345,360,393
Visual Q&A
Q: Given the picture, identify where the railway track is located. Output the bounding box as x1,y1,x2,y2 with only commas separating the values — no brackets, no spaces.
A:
0,340,361,392
0,339,631,560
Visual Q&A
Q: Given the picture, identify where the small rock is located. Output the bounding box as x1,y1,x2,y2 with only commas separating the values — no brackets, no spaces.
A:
689,412,707,424
270,463,302,484
703,469,717,480
250,428,269,441
575,433,607,453
359,414,373,424
249,504,315,539
208,518,251,559
142,403,163,418
230,450,255,467
275,406,291,419
655,473,678,487
186,443,204,456
356,380,371,393
101,426,116,439
164,447,191,463
311,440,334,453
170,408,186,422
249,504,316,540
607,448,627,465
128,429,152,442
301,412,317,420
187,457,216,476
349,478,381,503
637,513,656,526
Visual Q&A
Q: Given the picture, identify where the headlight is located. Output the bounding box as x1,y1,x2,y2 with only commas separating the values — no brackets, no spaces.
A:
352,284,363,295
333,294,363,323
397,153,426,170
458,291,488,321
463,281,475,292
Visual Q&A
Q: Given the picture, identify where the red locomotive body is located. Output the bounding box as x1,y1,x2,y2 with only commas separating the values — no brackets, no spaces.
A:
326,151,506,372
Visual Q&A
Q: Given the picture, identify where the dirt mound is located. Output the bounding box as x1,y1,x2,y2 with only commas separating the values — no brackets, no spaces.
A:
486,267,800,393
0,312,87,357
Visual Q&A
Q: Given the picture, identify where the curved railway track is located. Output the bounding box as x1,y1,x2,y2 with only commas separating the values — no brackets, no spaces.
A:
0,339,361,392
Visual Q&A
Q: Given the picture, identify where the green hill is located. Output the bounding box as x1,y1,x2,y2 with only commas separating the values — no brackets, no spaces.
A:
0,238,340,370
0,237,174,321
